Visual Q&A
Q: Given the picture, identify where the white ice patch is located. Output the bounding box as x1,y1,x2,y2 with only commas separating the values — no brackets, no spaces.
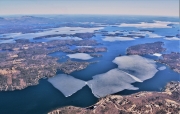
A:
87,69,139,98
76,46,93,48
153,53,162,57
48,74,86,97
113,55,158,81
146,32,163,38
158,66,166,70
1,27,104,40
111,30,163,39
127,31,163,38
119,21,178,28
164,37,180,40
48,55,158,98
103,36,135,42
58,36,82,40
107,31,123,35
67,53,93,60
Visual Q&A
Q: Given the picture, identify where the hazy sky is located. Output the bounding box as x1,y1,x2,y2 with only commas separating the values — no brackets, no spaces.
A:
0,0,179,16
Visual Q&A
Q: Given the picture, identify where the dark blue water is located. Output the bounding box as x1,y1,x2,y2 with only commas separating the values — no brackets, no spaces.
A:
0,79,97,114
0,16,179,114
118,62,180,95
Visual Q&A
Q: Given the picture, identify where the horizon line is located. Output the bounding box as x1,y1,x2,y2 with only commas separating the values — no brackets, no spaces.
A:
0,14,179,18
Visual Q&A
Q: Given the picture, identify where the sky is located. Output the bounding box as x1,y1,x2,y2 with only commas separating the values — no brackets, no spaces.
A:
0,0,179,16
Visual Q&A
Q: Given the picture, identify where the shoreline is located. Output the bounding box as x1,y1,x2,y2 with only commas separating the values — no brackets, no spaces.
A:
48,81,180,114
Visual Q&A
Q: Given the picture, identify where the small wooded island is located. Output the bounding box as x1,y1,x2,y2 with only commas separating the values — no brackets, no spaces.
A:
126,42,165,55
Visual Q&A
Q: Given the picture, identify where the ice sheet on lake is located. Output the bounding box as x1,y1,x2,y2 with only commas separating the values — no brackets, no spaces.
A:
164,37,180,41
113,55,158,81
119,21,178,28
103,30,163,40
76,46,93,48
146,32,163,38
87,69,139,98
67,53,93,60
153,53,162,57
127,31,163,38
1,27,104,40
158,66,166,70
48,55,158,98
48,74,86,97
48,36,82,40
103,36,135,42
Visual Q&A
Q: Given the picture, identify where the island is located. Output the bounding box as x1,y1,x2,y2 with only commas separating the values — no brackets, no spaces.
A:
33,33,95,39
48,81,180,114
0,39,107,91
126,42,165,55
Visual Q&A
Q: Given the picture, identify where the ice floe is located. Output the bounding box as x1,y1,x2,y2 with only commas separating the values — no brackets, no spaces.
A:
103,36,135,42
164,37,180,40
48,55,158,98
1,27,104,40
48,74,87,97
153,53,162,57
67,53,93,60
87,69,139,98
146,32,163,38
113,55,158,81
119,21,178,28
76,46,93,48
158,66,166,70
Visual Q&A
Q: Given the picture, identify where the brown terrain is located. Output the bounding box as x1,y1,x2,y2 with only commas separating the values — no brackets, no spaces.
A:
48,81,180,114
58,59,95,74
0,39,107,91
157,52,180,73
126,42,165,55
33,33,95,39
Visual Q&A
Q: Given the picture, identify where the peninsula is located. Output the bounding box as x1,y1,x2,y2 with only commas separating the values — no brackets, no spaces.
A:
49,81,180,114
0,39,106,91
